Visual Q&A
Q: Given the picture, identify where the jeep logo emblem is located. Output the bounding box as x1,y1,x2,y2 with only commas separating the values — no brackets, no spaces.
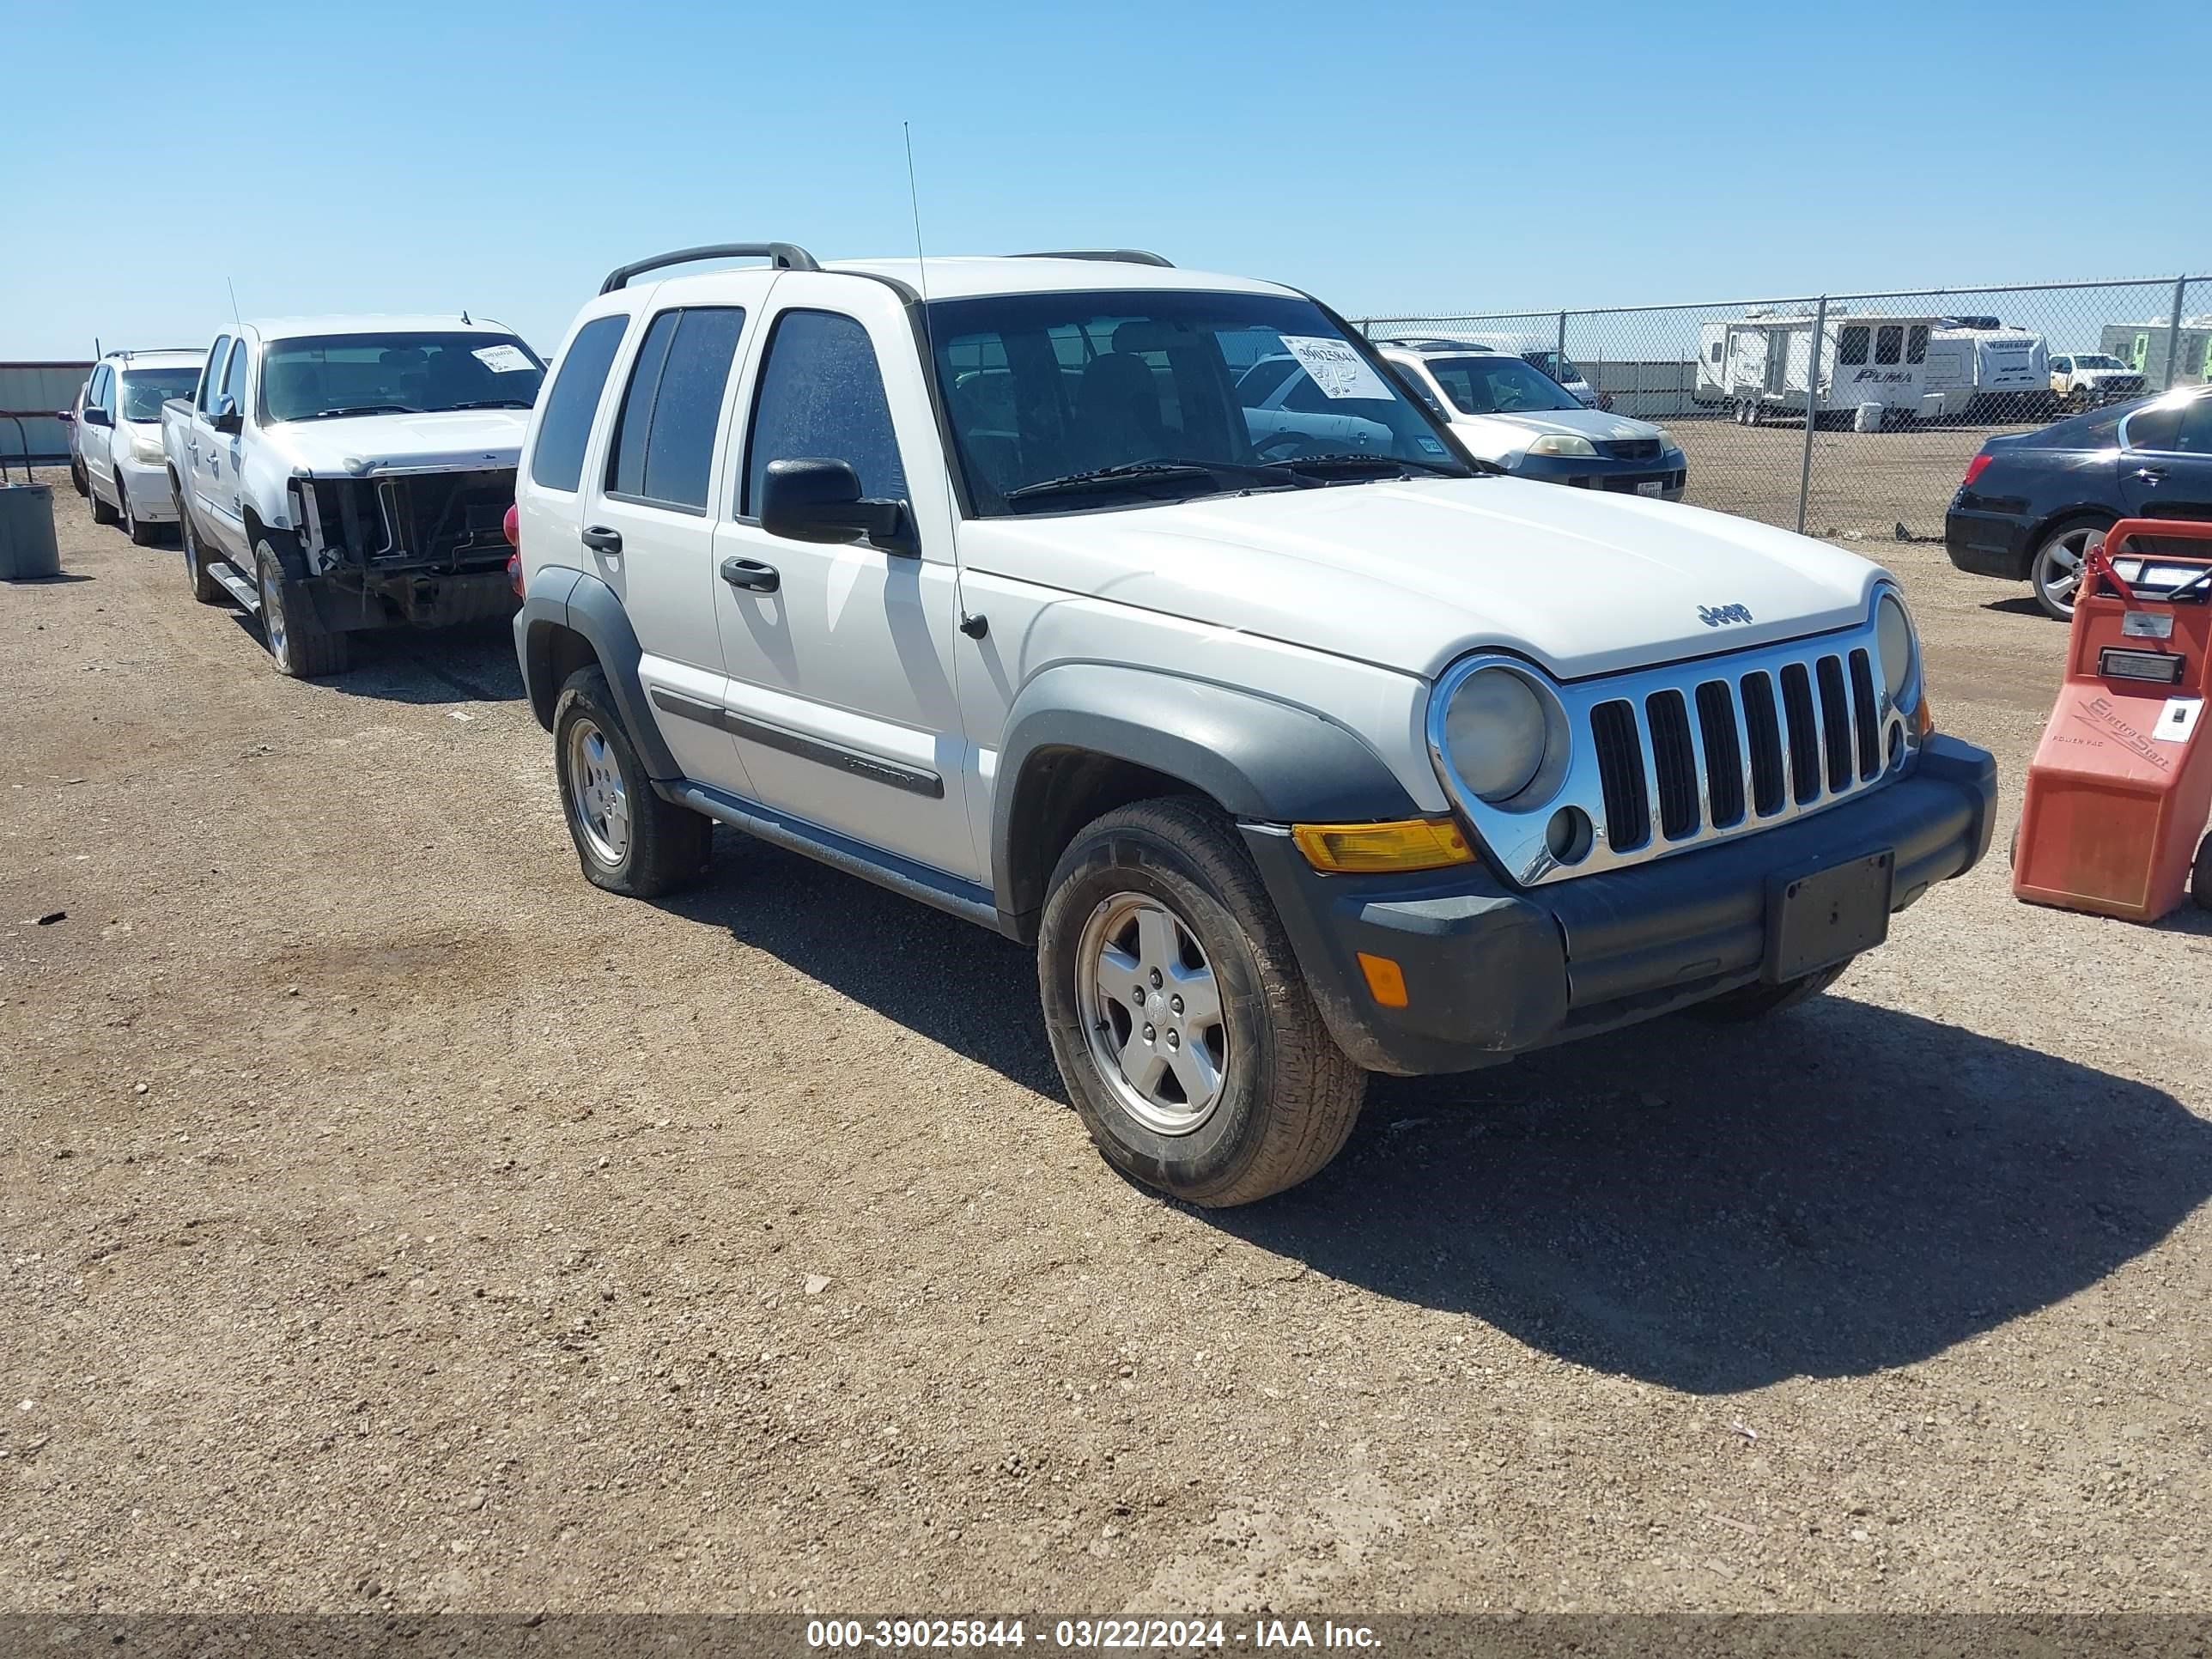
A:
1698,603,1753,627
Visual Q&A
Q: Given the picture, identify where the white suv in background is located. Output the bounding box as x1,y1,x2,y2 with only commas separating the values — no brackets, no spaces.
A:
74,349,204,545
511,242,1995,1206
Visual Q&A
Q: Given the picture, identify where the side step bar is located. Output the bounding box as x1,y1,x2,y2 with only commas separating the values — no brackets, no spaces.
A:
210,563,261,613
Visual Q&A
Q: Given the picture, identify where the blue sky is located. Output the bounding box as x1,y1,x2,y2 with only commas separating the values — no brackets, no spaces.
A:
8,0,2207,361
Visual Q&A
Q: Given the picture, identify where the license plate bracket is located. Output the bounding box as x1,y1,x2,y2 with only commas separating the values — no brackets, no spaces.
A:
1765,850,1894,983
1635,480,1663,497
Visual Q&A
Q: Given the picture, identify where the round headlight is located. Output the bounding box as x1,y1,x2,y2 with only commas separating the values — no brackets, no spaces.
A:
1443,667,1549,803
1876,592,1917,708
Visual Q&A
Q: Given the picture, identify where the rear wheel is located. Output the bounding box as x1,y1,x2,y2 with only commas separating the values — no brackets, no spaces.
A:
1037,798,1365,1207
69,455,88,498
2032,519,2111,622
2192,834,2211,912
256,543,348,678
177,483,222,604
552,665,712,898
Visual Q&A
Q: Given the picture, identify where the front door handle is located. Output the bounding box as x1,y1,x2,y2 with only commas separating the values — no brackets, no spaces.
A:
720,556,780,593
2135,467,2166,483
580,525,623,555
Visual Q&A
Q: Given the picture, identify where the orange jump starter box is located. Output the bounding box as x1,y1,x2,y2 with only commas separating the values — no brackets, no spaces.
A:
2013,519,2212,923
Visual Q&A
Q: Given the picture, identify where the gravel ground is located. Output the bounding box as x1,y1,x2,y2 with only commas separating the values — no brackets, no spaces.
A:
2,471,2209,1617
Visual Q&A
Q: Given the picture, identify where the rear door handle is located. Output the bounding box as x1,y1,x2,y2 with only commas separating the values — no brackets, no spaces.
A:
2134,467,2166,483
580,525,623,555
720,556,780,592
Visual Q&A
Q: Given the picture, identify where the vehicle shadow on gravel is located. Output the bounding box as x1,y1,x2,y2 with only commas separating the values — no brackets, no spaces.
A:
1222,994,2212,1393
665,841,2212,1394
223,612,523,704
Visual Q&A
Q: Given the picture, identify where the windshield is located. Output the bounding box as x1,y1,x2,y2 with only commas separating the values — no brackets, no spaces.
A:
1526,350,1585,386
118,367,200,422
258,331,545,423
925,290,1468,514
1421,356,1586,416
2075,354,2128,370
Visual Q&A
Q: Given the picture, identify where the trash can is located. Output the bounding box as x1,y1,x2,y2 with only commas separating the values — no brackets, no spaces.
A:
0,482,60,580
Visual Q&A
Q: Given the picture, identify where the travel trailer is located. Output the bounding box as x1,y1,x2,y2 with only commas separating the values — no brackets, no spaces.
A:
1920,319,2050,418
1695,311,1948,423
2098,319,2212,391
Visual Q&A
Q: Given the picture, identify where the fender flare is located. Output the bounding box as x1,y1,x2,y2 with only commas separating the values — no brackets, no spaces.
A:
513,567,680,781
991,662,1423,921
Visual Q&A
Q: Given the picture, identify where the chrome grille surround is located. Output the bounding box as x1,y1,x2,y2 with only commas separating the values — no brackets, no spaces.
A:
1427,589,1923,888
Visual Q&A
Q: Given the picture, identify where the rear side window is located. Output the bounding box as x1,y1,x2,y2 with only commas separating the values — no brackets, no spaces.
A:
2176,396,2212,454
605,307,746,511
1875,325,1903,366
531,315,629,493
744,311,908,512
1837,326,1869,367
2126,404,2185,451
1906,325,1929,364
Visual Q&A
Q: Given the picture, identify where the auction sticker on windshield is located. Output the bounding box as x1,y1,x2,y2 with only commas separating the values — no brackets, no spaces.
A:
1280,336,1391,400
473,344,534,373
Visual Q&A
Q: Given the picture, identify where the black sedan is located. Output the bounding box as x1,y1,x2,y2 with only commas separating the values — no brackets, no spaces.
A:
1945,386,2212,618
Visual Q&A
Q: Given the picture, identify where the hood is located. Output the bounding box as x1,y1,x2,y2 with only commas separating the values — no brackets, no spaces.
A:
964,477,1882,681
2082,368,2143,380
261,408,529,477
1447,406,1667,461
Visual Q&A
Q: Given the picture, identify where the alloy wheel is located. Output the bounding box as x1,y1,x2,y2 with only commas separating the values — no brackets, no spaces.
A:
1075,893,1231,1135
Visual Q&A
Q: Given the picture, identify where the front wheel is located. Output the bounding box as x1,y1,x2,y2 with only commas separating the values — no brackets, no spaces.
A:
70,456,88,498
256,544,349,678
1037,798,1365,1207
121,483,160,547
89,472,118,526
2192,834,2211,912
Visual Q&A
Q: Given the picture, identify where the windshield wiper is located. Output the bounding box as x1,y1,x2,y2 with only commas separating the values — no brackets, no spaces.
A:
295,404,422,421
1261,452,1481,479
447,398,533,410
1003,458,1293,507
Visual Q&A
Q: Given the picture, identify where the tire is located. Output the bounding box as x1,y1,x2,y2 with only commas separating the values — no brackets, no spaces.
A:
89,470,118,526
1687,960,1850,1023
1037,797,1366,1207
255,543,349,678
551,665,712,899
2193,834,2212,913
70,456,88,498
177,485,223,605
2031,518,2112,622
121,482,160,547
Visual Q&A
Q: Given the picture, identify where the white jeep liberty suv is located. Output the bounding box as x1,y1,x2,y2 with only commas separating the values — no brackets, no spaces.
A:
513,243,1996,1206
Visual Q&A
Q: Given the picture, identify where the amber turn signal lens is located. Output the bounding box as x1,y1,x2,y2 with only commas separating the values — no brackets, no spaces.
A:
1357,952,1409,1008
1915,696,1935,738
1291,817,1475,874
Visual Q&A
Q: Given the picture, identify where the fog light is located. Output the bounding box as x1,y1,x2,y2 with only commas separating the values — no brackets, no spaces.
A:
1545,805,1592,865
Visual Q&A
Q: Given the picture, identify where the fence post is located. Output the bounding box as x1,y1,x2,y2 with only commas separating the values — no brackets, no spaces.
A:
1556,310,1568,384
2162,275,2187,391
1796,295,1827,536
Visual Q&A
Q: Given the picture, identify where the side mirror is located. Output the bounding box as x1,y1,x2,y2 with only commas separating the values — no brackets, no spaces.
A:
212,397,244,435
57,410,76,425
82,404,113,428
758,457,914,554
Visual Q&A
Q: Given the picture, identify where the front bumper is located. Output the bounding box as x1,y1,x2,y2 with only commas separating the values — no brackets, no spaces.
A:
1244,735,1997,1076
1507,450,1687,500
118,456,177,521
293,566,517,634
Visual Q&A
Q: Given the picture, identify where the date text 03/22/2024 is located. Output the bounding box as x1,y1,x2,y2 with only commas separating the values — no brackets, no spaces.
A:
805,1619,1382,1650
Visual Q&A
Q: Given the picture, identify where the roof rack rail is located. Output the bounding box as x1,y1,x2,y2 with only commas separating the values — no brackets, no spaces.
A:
599,242,821,295
1013,249,1174,268
113,347,202,358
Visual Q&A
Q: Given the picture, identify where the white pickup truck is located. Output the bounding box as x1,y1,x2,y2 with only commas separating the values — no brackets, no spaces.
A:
513,243,1998,1206
161,314,545,675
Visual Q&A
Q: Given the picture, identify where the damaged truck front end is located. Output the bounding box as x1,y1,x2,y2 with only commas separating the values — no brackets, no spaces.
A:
287,464,520,633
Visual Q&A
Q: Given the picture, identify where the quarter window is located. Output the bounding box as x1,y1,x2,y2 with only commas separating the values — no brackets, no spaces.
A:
1875,325,1903,366
531,314,629,493
1837,326,1869,367
604,307,745,512
744,311,907,514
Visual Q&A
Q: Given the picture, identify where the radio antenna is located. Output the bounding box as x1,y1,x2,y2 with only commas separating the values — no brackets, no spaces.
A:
905,122,986,641
226,277,242,325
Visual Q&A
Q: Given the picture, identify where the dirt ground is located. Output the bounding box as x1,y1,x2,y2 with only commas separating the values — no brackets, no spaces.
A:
3,469,2209,1618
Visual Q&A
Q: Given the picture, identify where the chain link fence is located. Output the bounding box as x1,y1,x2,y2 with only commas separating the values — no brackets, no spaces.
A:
1356,276,2208,545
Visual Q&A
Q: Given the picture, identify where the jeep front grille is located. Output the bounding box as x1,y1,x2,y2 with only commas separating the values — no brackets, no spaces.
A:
1430,599,1920,888
1589,645,1889,857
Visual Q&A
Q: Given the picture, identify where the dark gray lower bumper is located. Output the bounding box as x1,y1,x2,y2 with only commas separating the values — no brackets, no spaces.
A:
1244,735,1998,1076
299,567,516,634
